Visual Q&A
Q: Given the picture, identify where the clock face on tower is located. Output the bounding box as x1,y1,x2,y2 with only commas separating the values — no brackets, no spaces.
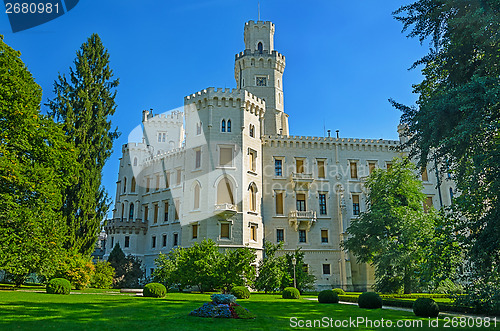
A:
256,77,267,87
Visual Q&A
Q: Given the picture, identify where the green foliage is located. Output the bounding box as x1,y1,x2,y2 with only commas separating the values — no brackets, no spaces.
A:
344,158,439,294
211,293,236,304
358,292,383,309
392,0,500,284
453,275,500,314
435,278,463,295
413,298,439,317
318,290,339,303
231,286,250,299
0,35,77,286
232,304,256,319
48,33,119,256
282,287,300,299
152,253,177,289
143,283,166,298
216,247,257,293
283,249,316,292
107,244,144,288
46,278,71,295
254,241,287,293
91,260,115,289
332,288,345,295
55,254,95,290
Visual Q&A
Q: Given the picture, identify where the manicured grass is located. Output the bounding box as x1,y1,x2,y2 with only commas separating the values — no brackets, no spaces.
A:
0,291,495,330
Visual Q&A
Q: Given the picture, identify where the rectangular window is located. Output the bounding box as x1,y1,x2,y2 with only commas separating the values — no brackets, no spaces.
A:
317,160,325,178
173,233,178,246
296,193,306,211
256,76,267,86
250,225,257,241
195,149,201,169
299,229,307,243
369,162,376,174
176,169,181,186
296,159,304,174
165,172,170,189
249,149,257,172
153,204,159,224
350,162,358,179
303,264,309,273
275,159,282,176
124,236,130,248
353,195,360,216
422,167,429,181
196,122,202,135
322,264,331,275
220,147,233,166
162,234,167,247
157,132,166,143
321,230,328,243
276,229,284,242
155,174,160,191
144,205,149,221
111,236,114,248
221,223,230,239
192,224,198,239
319,193,327,215
164,201,169,222
275,192,284,215
146,177,150,193
424,196,433,213
152,236,156,248
386,162,392,170
174,199,180,221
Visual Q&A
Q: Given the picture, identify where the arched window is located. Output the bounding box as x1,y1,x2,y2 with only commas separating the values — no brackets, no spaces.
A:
278,79,281,88
227,120,231,132
221,119,226,132
123,177,127,193
194,183,200,210
131,177,136,193
129,203,134,220
133,157,138,166
217,177,234,205
257,42,263,54
249,124,255,138
249,183,257,212
121,203,125,221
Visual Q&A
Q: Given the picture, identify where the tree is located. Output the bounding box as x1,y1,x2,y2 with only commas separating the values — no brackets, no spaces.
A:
254,241,288,293
48,33,119,256
282,249,316,292
343,158,436,293
391,0,500,281
0,35,77,285
217,247,257,293
107,244,143,288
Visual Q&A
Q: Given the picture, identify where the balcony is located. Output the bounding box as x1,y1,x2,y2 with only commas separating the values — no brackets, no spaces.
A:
214,203,237,219
288,210,317,231
290,172,314,189
104,218,148,235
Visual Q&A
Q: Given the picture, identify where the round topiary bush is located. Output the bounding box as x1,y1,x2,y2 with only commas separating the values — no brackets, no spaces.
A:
332,288,345,296
358,292,383,309
231,286,250,299
46,278,71,295
143,282,167,298
282,287,300,299
413,298,440,317
318,290,339,303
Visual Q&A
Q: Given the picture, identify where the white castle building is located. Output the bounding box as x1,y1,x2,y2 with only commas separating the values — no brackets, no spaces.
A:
104,20,454,291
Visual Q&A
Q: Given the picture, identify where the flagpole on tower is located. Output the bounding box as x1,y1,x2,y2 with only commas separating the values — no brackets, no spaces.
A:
258,1,260,21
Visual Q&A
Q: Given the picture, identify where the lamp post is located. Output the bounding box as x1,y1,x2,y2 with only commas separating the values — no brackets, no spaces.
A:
291,256,297,289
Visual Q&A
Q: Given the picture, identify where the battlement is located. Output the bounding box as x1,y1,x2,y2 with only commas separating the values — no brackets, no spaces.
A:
235,49,285,61
122,142,148,152
142,109,184,123
245,20,275,29
143,146,186,165
184,87,265,111
262,135,400,149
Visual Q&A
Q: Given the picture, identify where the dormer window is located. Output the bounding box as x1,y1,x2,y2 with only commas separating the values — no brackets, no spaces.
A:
257,42,263,54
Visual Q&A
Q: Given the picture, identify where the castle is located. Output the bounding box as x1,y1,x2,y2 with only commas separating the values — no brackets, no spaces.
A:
104,20,454,291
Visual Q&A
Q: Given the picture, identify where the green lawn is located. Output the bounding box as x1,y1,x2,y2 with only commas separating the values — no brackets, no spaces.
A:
0,291,497,330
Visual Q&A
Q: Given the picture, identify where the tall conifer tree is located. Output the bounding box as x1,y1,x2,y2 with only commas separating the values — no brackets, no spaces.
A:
49,34,119,256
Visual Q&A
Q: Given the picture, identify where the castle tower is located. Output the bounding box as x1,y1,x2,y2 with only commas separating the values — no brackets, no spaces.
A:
235,21,289,136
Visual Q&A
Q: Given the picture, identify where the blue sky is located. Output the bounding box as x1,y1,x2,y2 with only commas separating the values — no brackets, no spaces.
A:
1,0,428,216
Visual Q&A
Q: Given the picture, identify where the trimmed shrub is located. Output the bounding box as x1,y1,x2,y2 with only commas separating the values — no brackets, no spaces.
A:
413,298,440,317
332,288,345,295
91,260,115,289
46,278,71,295
358,292,383,309
211,293,237,304
282,287,300,299
318,290,339,303
143,282,166,298
231,286,250,299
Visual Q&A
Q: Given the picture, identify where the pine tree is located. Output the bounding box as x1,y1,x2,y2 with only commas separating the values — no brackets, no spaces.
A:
48,33,119,256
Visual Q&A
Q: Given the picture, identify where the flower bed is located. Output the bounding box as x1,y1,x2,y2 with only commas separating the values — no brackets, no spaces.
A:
189,294,255,319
